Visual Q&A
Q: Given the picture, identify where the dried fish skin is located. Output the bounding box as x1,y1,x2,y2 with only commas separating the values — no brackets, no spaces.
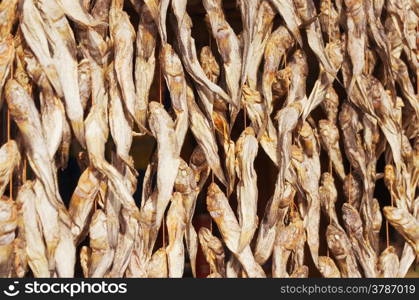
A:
235,127,259,251
384,207,419,255
0,140,20,199
318,256,341,278
198,227,226,277
166,192,187,278
15,182,49,278
5,79,73,232
378,246,400,278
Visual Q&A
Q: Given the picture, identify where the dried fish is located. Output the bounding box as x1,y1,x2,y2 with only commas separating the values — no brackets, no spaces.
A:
246,1,276,90
342,203,378,277
0,0,18,40
160,43,188,152
20,0,63,97
206,183,265,278
326,224,361,277
110,9,139,130
187,88,227,186
5,79,73,231
171,0,230,104
262,26,294,113
135,5,156,129
56,0,100,27
254,183,294,264
272,217,304,278
203,0,242,123
318,256,341,278
0,140,19,199
319,120,346,180
0,35,14,109
166,192,187,278
198,227,226,277
148,101,180,226
378,246,400,278
384,207,419,255
87,209,113,277
269,0,302,46
235,127,259,251
15,182,49,278
147,248,168,278
69,168,101,244
294,0,336,74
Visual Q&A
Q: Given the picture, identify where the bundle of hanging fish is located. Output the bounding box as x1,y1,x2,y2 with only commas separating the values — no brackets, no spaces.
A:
0,0,418,278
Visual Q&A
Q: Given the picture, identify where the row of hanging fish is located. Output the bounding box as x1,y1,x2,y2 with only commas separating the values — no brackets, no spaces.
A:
0,0,418,278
